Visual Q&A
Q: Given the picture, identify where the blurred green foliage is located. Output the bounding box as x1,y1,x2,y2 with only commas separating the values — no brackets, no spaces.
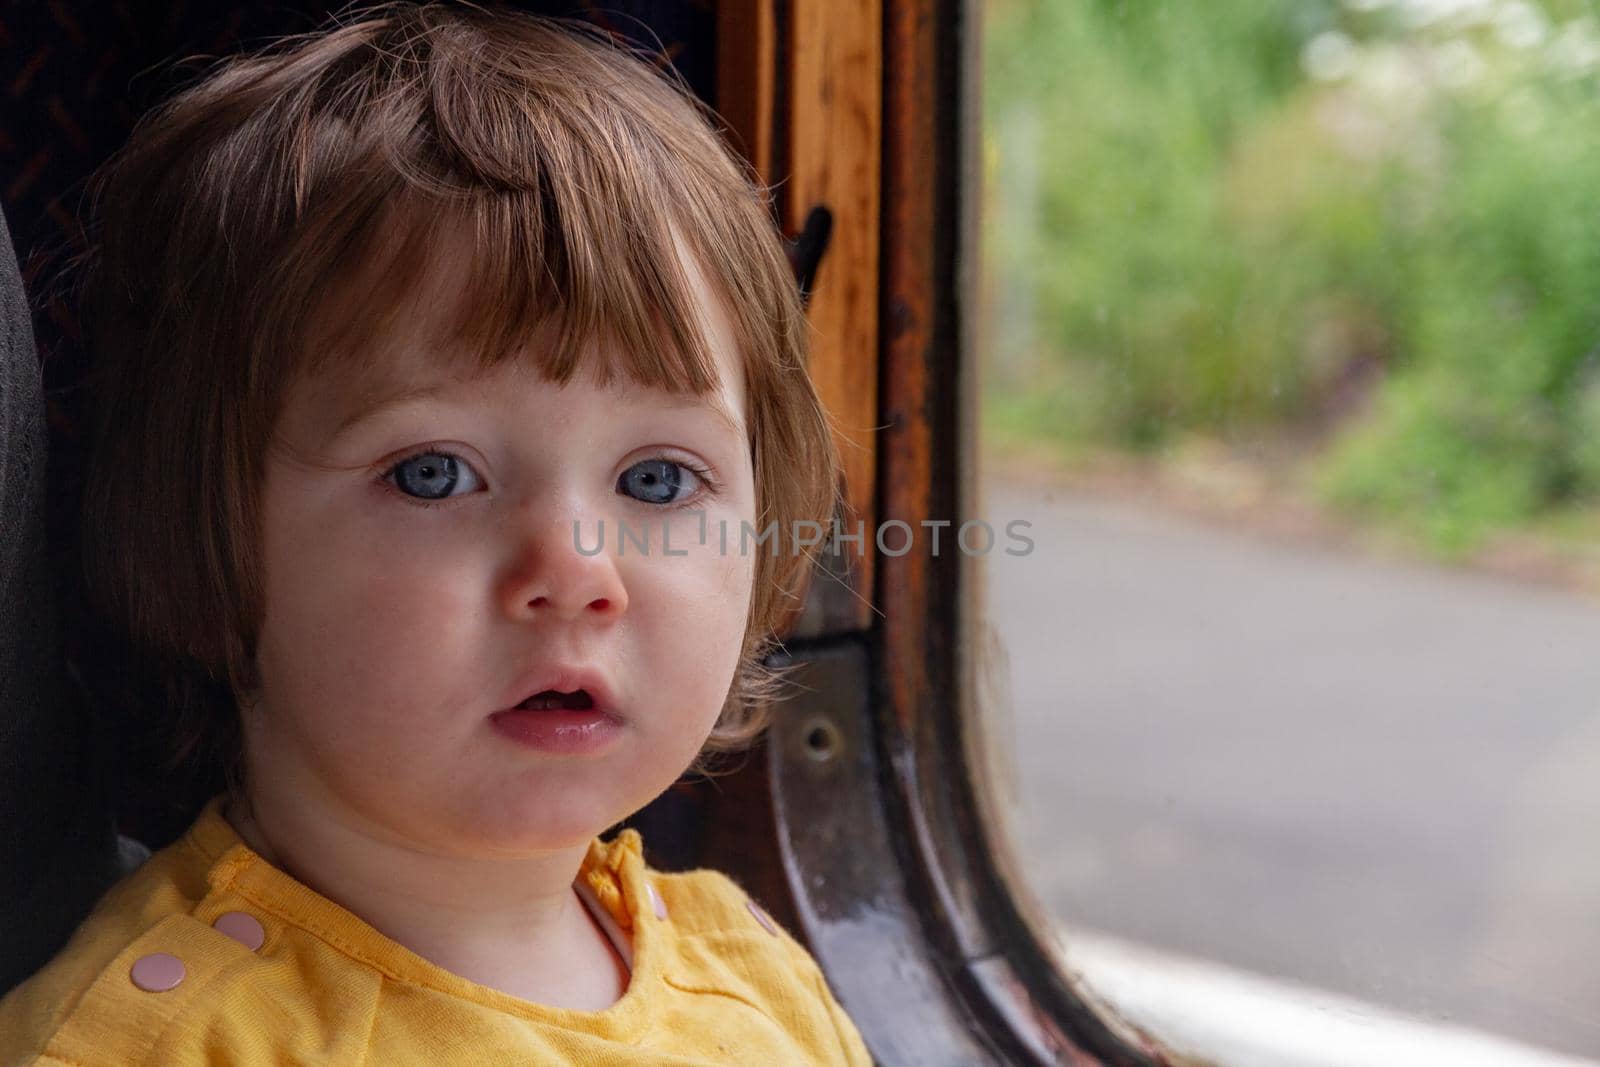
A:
982,0,1600,554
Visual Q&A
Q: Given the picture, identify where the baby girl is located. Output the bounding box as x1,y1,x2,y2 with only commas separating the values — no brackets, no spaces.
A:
0,4,868,1063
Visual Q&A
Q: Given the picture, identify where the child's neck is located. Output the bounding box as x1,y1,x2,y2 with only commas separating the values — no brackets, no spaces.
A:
220,794,631,1012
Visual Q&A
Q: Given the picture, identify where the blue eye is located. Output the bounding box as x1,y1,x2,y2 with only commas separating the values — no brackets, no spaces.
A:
388,451,482,502
617,459,704,505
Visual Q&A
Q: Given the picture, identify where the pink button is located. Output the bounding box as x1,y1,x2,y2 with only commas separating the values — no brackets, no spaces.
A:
130,952,185,992
213,912,265,951
746,899,779,936
647,882,668,921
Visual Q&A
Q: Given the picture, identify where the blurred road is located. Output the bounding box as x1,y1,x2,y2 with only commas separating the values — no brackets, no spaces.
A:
979,480,1600,1060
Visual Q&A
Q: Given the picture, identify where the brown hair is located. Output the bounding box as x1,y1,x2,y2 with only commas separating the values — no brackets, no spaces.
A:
74,2,839,788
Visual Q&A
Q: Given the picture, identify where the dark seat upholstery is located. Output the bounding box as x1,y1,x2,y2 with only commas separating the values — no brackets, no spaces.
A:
0,203,127,996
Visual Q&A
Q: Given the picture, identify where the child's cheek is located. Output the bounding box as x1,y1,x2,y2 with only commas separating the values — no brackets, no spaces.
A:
650,529,755,656
259,492,484,708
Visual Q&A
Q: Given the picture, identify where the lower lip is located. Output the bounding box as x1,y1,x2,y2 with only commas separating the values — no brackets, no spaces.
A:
488,708,624,754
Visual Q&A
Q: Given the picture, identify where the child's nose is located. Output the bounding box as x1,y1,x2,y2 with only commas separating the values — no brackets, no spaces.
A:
497,515,629,623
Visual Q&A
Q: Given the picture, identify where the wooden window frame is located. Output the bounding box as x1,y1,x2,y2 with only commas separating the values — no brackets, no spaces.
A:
697,2,1177,1063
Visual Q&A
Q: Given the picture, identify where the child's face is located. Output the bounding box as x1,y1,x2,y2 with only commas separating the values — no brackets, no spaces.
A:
242,259,757,856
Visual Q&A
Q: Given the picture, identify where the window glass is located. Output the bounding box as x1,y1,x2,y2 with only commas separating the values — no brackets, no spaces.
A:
978,2,1600,1062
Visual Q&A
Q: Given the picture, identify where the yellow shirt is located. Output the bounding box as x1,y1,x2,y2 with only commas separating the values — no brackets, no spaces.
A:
0,796,873,1065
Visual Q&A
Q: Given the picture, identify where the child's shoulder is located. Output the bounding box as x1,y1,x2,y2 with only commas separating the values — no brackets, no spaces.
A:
0,824,241,1066
650,860,804,947
635,851,872,1065
624,835,834,989
609,828,804,944
0,803,375,1067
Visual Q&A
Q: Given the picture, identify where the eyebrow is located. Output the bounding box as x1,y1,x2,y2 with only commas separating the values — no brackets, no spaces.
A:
328,380,747,443
328,381,466,443
655,391,747,442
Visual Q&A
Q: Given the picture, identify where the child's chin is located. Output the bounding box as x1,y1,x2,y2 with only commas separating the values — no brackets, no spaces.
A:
452,797,617,854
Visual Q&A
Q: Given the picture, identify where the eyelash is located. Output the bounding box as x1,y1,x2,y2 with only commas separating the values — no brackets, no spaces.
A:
377,447,720,511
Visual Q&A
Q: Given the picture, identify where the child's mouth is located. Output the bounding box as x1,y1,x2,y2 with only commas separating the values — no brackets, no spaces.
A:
491,686,622,754
514,689,595,711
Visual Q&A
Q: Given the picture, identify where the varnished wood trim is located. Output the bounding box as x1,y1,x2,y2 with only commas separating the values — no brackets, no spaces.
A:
875,0,1173,1061
714,0,776,180
783,0,881,632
